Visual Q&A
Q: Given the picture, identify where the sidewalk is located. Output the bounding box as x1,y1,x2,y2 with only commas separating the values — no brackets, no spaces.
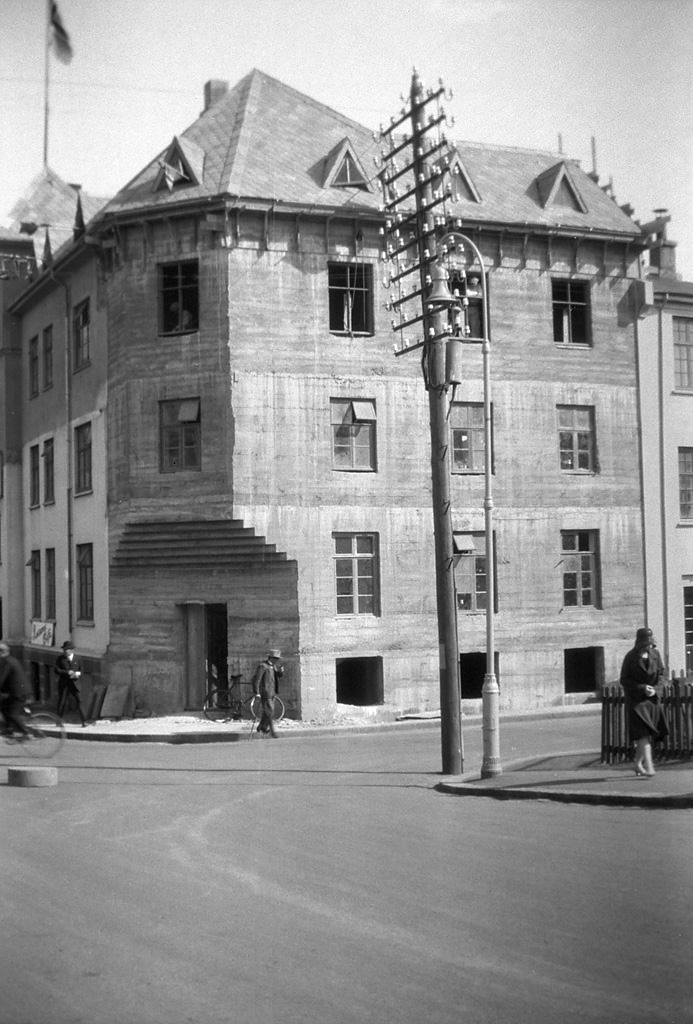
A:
438,751,693,809
59,705,693,808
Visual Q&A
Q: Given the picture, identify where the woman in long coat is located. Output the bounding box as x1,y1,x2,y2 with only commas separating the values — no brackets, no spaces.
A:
619,627,668,776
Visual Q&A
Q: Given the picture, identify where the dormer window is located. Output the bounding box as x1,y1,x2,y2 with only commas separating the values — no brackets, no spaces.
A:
444,151,481,204
323,138,370,191
536,162,587,213
333,152,367,189
154,136,204,193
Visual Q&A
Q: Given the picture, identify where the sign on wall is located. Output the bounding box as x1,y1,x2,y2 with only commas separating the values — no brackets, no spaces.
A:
30,620,55,647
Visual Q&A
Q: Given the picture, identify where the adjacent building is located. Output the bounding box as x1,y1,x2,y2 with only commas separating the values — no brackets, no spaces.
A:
0,70,668,720
638,215,693,676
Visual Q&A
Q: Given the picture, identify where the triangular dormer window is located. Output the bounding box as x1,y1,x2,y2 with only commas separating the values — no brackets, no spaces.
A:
323,139,370,191
437,150,481,204
536,162,587,213
154,136,204,193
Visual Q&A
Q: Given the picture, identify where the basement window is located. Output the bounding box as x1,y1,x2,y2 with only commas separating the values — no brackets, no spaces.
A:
336,657,383,705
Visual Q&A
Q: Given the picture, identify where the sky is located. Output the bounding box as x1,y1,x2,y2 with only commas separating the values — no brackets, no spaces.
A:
1,0,692,277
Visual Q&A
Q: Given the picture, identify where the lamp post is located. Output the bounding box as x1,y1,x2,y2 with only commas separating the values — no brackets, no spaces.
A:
439,229,501,778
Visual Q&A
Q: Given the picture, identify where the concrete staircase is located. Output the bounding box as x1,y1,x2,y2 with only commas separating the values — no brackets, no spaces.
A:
111,519,294,571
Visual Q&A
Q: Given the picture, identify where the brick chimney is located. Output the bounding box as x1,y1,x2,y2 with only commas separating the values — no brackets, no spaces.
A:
203,80,229,112
647,208,678,279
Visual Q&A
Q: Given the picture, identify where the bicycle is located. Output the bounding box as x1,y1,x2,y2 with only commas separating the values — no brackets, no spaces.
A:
203,676,285,727
0,704,66,758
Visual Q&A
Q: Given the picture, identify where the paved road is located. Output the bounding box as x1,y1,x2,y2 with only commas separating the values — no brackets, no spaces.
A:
1,717,690,1024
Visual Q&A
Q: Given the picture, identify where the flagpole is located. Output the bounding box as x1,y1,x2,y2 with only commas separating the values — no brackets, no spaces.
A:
43,0,51,167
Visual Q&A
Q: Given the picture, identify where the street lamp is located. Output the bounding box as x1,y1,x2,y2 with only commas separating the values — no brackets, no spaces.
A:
439,229,502,779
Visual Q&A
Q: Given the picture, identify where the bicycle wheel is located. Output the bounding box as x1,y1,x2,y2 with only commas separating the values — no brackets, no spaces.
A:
21,711,66,758
249,694,285,723
203,687,240,723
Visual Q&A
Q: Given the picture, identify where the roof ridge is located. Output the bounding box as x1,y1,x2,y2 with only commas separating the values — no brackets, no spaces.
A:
240,68,373,136
216,69,265,194
453,138,572,160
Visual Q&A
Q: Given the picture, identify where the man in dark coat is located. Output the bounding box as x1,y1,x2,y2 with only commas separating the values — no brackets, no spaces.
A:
619,627,668,776
55,640,87,726
0,641,30,737
252,649,284,738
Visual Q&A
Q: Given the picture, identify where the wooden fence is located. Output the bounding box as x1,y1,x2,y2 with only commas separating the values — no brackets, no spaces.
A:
601,677,693,764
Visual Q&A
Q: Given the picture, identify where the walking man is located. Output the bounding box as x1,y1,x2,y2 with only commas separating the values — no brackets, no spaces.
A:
56,640,87,726
252,649,284,738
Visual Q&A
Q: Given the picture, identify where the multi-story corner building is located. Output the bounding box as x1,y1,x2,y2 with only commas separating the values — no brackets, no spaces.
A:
2,70,658,720
638,216,693,676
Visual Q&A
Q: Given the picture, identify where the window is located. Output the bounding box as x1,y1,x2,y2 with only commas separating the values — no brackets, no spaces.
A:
29,335,39,397
679,448,693,519
552,279,590,345
29,550,41,618
45,548,56,620
684,586,693,675
42,325,53,389
450,403,487,473
328,263,373,335
674,318,693,390
561,530,600,608
73,298,90,369
331,399,376,471
160,398,201,472
43,438,55,504
332,152,368,190
75,422,92,494
334,533,379,615
76,543,94,621
160,261,199,334
454,533,496,612
558,405,596,472
564,647,603,693
29,445,40,507
336,657,383,705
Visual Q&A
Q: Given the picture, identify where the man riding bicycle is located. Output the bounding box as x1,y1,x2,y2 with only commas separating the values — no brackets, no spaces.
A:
0,642,30,737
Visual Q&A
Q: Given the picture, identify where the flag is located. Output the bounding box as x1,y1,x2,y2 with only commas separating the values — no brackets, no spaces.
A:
50,2,73,64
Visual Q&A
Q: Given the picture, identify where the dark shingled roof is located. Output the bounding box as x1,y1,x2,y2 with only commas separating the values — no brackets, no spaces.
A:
99,68,640,239
8,167,109,252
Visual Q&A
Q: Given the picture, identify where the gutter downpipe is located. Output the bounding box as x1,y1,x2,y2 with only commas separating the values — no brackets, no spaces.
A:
657,296,670,669
50,269,74,634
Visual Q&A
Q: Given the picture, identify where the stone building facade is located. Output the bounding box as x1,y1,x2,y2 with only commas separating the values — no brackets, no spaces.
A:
1,71,657,720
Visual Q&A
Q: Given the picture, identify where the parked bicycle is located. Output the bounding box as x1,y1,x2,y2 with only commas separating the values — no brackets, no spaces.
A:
203,674,285,726
0,704,66,757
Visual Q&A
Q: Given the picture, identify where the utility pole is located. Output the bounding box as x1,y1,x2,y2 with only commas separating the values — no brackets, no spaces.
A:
378,72,463,776
378,70,502,778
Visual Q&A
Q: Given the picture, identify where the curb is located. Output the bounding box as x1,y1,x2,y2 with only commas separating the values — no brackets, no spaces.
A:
61,704,602,744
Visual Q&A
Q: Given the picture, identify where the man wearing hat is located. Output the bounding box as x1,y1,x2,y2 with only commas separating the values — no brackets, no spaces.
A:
0,641,30,737
55,641,87,726
251,649,284,738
